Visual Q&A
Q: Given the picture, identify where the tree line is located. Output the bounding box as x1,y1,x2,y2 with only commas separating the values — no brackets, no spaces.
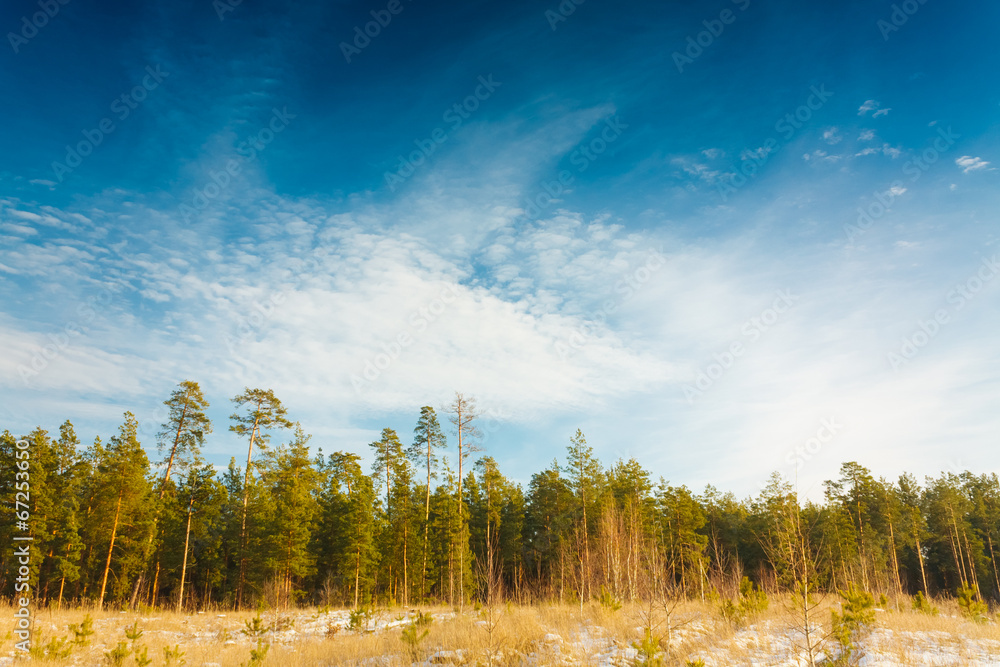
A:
2,380,998,611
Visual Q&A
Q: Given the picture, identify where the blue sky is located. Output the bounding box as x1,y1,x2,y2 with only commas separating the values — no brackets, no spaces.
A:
2,0,998,499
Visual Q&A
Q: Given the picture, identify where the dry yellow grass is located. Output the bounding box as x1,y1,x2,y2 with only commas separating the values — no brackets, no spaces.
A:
5,594,999,666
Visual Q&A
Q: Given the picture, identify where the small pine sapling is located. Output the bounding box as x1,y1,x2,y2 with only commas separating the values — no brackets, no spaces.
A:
830,584,876,666
911,591,938,615
957,586,989,624
163,644,186,666
69,614,95,646
400,611,433,661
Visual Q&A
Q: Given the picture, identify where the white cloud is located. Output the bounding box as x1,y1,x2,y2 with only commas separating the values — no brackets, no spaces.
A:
857,100,879,115
4,113,1000,499
822,128,842,145
858,100,890,117
671,157,721,183
1,223,37,236
955,155,990,173
854,143,901,159
858,130,875,141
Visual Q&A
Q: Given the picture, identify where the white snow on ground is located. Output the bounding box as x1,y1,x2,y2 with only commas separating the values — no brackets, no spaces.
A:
16,608,1000,665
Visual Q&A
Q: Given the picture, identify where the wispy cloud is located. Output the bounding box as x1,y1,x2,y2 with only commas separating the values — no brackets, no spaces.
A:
955,155,991,173
858,100,890,117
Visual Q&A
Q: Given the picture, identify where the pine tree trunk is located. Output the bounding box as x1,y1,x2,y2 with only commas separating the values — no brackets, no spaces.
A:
237,416,261,609
914,529,929,594
97,485,125,611
285,532,294,609
579,457,590,602
948,505,970,589
422,443,431,603
149,561,161,607
403,523,409,607
947,522,967,589
963,530,982,600
987,533,1000,598
178,498,193,613
354,541,361,609
457,422,464,610
887,518,903,596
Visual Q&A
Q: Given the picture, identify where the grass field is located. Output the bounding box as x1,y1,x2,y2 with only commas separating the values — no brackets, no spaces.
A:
7,595,1000,666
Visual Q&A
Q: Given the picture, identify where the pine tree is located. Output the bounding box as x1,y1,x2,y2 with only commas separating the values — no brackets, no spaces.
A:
563,430,602,601
427,458,471,604
409,407,447,601
656,481,708,599
524,462,575,602
229,388,292,608
369,428,402,602
895,474,930,595
172,460,224,611
157,381,212,495
445,393,482,607
89,413,155,610
316,452,377,607
388,441,417,605
470,457,523,603
47,421,85,606
146,381,212,605
261,424,319,608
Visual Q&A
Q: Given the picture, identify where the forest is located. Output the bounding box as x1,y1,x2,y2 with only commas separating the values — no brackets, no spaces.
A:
3,380,998,613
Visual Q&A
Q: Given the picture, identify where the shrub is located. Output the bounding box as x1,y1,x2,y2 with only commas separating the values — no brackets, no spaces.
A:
348,605,375,633
400,611,433,661
69,614,95,647
163,644,186,666
911,591,938,615
28,629,73,661
830,584,876,666
631,627,664,666
598,585,623,612
719,576,768,628
241,640,270,667
242,612,268,638
957,586,989,624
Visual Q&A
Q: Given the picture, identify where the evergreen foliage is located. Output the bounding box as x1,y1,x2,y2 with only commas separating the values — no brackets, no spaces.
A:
4,387,1000,617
